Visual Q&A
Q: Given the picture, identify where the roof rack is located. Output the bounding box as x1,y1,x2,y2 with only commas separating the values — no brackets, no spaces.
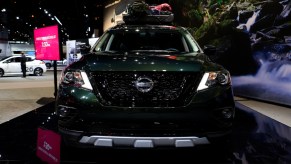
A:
122,1,174,25
122,14,174,25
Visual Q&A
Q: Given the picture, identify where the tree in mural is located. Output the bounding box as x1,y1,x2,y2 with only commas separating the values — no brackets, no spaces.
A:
169,0,264,75
168,0,204,28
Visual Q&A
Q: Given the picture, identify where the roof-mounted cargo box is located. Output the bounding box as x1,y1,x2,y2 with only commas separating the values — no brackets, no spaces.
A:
122,1,174,25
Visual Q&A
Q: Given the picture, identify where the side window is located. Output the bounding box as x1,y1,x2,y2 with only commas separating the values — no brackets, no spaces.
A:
5,59,12,63
14,57,21,62
6,58,13,63
26,57,33,61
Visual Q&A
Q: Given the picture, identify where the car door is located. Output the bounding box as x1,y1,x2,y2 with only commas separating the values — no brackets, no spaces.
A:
25,57,34,73
7,57,22,73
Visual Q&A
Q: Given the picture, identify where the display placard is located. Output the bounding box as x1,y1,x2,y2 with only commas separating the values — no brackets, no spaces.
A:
36,127,61,164
34,25,60,60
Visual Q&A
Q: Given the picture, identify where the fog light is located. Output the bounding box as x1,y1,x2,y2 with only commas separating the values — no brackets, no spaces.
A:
221,108,233,119
58,106,70,117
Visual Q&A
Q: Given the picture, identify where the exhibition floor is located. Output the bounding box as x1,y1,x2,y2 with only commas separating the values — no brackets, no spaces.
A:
235,97,291,127
0,100,290,163
0,71,290,163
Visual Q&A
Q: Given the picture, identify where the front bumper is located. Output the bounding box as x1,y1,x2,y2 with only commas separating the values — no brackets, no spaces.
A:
59,126,211,148
56,85,235,148
59,126,233,148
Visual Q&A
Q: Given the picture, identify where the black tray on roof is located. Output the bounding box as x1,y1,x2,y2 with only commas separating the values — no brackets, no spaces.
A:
122,13,174,25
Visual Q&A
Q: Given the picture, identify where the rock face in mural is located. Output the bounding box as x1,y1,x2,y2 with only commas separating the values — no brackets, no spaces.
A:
169,0,291,106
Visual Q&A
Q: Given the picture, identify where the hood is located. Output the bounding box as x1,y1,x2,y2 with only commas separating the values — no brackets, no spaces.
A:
70,53,220,72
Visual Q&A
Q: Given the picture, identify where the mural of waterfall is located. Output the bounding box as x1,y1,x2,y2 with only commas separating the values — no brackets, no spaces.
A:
232,0,291,106
245,10,260,32
232,59,291,106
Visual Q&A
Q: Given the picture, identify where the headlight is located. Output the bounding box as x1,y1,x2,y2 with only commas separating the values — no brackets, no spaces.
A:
60,70,93,90
197,71,231,91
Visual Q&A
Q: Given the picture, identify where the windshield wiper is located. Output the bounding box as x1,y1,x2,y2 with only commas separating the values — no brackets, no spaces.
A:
130,49,181,53
164,48,180,52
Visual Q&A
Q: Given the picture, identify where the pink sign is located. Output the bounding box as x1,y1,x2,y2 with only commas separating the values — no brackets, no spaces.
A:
34,25,60,60
36,127,61,164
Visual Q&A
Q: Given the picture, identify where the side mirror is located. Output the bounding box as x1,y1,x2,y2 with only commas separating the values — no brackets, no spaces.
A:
80,44,91,54
204,45,218,61
203,45,216,56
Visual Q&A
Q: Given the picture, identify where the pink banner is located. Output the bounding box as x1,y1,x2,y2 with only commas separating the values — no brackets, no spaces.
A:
36,127,61,164
34,25,60,60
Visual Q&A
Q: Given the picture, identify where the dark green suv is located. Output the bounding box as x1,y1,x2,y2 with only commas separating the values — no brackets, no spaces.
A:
56,18,235,148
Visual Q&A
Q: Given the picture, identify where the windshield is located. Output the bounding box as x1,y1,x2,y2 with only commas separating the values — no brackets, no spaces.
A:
93,28,201,54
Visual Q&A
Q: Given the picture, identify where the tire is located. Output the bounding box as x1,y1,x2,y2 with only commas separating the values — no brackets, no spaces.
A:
46,63,52,69
0,68,4,77
34,67,43,76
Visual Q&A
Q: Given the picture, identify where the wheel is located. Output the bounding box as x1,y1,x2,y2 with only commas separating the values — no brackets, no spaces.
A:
0,68,4,77
34,67,43,76
46,63,52,69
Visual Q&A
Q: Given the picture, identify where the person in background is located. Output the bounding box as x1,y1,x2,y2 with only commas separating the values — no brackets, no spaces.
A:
20,52,27,78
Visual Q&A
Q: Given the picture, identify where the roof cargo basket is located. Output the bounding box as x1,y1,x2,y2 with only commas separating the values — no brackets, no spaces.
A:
122,14,174,25
122,1,174,25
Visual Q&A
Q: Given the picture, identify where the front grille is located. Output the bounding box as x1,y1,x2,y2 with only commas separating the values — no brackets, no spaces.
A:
91,72,201,107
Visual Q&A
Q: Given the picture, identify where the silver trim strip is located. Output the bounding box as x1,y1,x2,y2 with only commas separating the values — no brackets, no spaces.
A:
79,135,210,148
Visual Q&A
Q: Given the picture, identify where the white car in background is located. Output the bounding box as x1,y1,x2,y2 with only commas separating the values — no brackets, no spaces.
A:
0,55,47,77
43,59,68,69
56,58,67,66
42,60,54,69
